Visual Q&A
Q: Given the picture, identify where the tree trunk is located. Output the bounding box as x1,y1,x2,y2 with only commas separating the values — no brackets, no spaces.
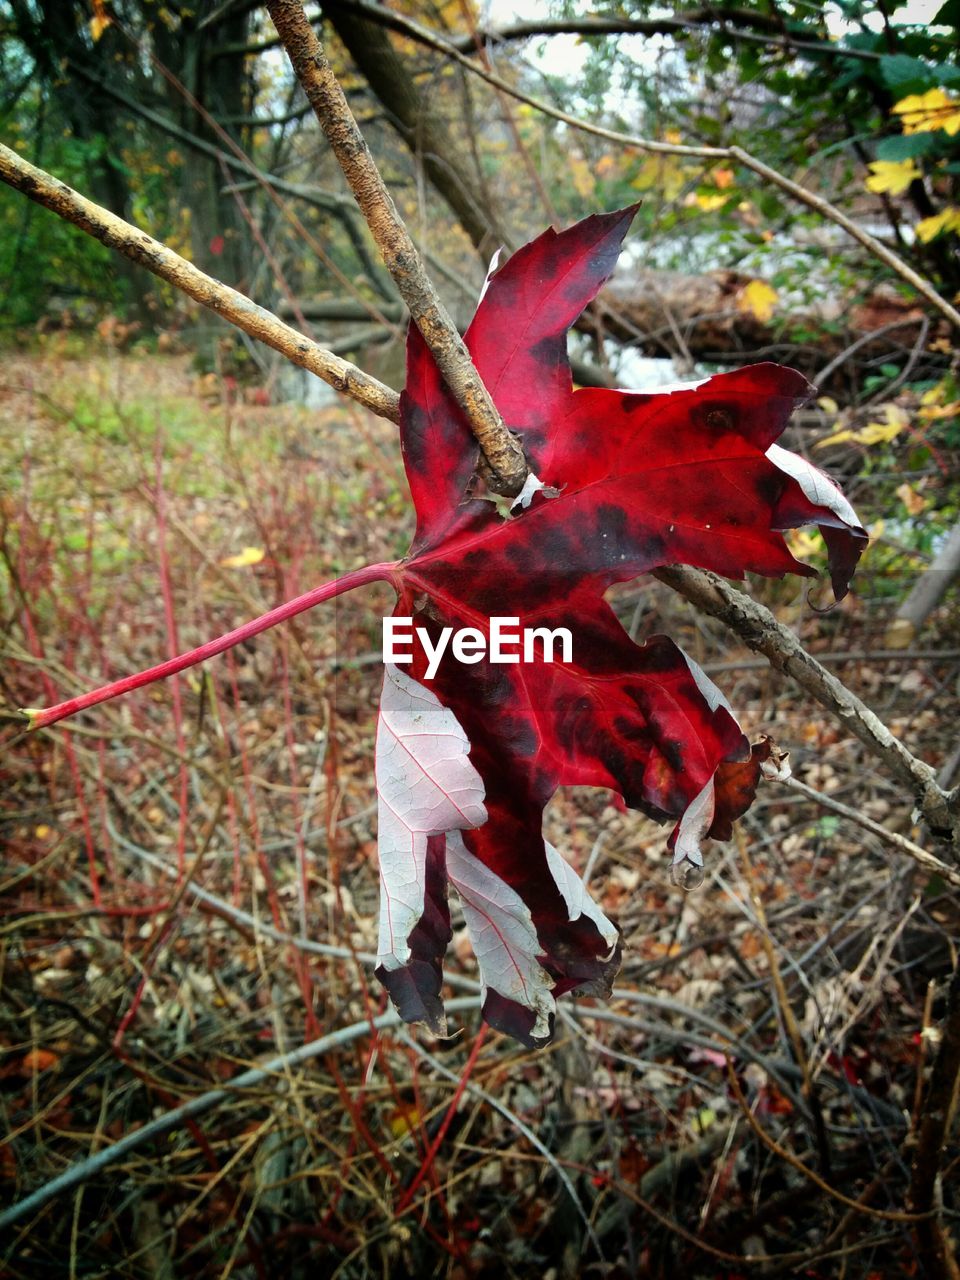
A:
889,523,960,646
151,2,254,288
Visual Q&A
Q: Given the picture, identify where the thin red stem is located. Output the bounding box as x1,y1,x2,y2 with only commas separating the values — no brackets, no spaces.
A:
396,1024,488,1214
24,561,400,729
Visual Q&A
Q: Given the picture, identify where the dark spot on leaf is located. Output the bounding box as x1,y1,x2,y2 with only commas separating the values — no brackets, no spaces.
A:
706,406,735,431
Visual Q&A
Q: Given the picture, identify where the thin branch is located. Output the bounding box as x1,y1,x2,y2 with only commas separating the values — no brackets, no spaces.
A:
0,997,481,1234
783,776,960,888
397,1030,603,1256
66,54,400,309
265,0,528,495
735,828,832,1175
341,1,886,62
725,1060,928,1222
0,142,401,422
654,564,959,843
909,963,960,1280
332,0,960,332
22,561,399,730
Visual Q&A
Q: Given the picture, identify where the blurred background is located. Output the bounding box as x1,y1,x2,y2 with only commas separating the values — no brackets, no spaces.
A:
2,2,960,1277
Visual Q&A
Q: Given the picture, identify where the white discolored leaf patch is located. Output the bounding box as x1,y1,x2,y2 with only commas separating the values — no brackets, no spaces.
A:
447,832,618,1042
766,443,861,531
374,664,620,1041
670,776,716,869
446,831,555,1040
375,664,486,975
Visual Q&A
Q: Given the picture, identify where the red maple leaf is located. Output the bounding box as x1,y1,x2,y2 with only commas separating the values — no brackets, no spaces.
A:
373,207,865,1045
28,207,866,1048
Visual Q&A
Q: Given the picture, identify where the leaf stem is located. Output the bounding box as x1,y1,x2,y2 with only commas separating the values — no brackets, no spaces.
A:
23,561,400,730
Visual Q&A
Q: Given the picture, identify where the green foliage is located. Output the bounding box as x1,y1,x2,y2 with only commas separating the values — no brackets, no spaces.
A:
543,0,960,302
0,130,123,330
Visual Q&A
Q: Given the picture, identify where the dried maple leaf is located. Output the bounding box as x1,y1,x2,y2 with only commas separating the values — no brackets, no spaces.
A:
28,207,866,1048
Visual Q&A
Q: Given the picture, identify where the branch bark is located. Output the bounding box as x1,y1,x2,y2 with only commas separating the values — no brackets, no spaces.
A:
655,564,960,845
323,1,509,257
0,141,400,422
265,0,528,496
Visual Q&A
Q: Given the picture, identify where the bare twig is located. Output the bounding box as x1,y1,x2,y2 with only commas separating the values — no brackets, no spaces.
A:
725,1060,927,1223
0,142,400,423
735,827,832,1175
0,997,481,1233
265,0,527,495
909,963,960,1280
783,776,960,888
397,1030,603,1256
654,564,959,843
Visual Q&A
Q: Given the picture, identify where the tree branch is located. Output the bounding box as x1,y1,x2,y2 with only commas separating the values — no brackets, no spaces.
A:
655,564,959,844
66,57,398,304
343,2,885,63
783,776,960,888
0,142,400,422
264,0,528,496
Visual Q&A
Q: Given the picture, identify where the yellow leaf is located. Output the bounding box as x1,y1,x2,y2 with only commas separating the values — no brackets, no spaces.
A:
34,825,52,840
221,546,265,568
916,207,960,242
690,1106,718,1134
893,87,960,136
386,1103,421,1139
818,404,907,448
865,159,921,195
631,153,689,200
817,396,839,414
89,0,111,41
568,152,595,200
737,279,778,323
857,419,903,445
693,192,727,212
788,530,822,559
816,427,854,447
918,397,960,420
89,13,111,41
897,482,927,515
